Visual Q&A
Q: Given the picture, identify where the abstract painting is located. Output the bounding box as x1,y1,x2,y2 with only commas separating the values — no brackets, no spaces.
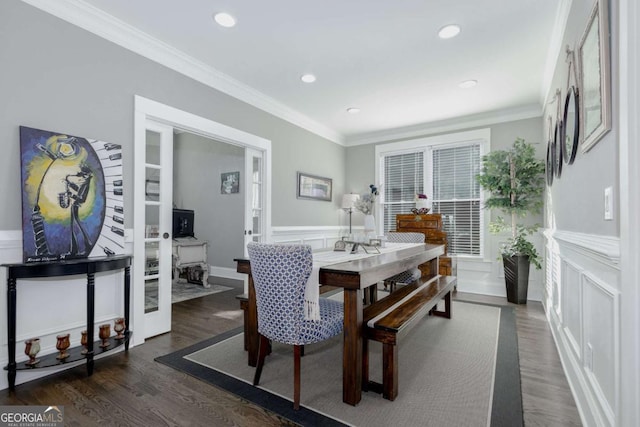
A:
19,126,125,262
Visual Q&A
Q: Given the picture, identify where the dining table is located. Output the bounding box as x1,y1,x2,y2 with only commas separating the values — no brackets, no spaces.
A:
235,242,445,406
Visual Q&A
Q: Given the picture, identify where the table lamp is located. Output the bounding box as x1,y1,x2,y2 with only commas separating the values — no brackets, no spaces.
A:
341,193,360,234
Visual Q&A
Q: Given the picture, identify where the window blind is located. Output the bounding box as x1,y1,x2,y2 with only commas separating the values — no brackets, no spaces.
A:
382,151,424,233
431,144,481,255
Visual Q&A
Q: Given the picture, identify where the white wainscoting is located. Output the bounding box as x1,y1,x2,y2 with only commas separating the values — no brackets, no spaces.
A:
544,229,621,427
271,225,346,249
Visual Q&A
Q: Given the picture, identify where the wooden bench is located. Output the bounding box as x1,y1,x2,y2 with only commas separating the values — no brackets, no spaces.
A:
362,274,457,401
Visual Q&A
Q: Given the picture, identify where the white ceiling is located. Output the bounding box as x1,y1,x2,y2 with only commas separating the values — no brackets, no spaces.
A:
42,0,563,144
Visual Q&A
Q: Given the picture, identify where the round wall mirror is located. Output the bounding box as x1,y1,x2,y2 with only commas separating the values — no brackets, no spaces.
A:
546,139,554,186
554,121,563,178
561,86,580,164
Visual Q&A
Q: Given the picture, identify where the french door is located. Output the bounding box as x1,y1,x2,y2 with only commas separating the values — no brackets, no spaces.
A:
133,96,271,345
140,121,174,338
244,148,265,252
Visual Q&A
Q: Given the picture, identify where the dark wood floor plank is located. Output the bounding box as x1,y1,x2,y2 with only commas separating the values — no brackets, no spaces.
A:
1,283,581,426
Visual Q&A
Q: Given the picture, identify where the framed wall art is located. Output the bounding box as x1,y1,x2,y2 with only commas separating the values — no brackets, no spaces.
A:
221,171,240,194
578,0,611,152
19,126,125,262
296,172,332,201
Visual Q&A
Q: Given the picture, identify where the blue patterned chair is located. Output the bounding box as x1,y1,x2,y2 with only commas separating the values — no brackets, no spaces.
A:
247,242,344,410
383,232,425,292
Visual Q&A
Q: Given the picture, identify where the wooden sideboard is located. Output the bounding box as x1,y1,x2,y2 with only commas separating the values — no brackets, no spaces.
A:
395,213,457,278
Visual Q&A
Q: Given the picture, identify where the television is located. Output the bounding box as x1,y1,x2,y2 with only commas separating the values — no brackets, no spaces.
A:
172,208,195,238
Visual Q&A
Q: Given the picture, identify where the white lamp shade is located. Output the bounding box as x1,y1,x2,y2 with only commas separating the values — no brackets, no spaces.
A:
341,194,360,209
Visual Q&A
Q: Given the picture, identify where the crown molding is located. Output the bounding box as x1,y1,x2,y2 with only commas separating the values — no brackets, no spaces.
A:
20,0,345,145
344,104,542,146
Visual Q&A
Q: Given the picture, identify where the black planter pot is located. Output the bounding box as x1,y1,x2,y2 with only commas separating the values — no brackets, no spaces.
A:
502,254,530,304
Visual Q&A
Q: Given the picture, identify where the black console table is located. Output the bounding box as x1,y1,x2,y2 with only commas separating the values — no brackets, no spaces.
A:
2,255,131,390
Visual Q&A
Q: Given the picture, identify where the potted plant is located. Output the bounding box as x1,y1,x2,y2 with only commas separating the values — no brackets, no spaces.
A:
476,138,545,304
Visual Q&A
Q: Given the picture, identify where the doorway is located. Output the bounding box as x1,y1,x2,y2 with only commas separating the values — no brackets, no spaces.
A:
133,96,272,344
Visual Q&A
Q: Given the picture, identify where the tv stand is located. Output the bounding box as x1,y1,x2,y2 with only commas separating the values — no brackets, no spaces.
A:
172,237,209,288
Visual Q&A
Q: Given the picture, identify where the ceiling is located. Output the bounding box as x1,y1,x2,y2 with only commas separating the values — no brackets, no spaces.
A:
47,0,563,144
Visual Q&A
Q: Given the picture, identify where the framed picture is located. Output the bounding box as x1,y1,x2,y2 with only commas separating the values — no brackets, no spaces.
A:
297,172,332,201
578,0,611,152
221,171,240,194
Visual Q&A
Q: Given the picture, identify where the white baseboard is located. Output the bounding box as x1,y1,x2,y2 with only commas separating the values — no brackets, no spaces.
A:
209,266,244,282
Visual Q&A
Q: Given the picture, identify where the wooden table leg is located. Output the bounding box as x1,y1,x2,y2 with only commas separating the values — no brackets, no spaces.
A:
343,288,363,405
432,291,452,319
247,275,259,367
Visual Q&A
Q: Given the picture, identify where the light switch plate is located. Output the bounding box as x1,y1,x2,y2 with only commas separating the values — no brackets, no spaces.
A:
604,187,613,220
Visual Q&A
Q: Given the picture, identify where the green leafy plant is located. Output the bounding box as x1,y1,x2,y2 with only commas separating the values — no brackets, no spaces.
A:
477,138,545,269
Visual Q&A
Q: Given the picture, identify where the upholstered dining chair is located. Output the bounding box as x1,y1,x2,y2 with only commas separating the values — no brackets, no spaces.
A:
247,242,344,410
383,232,425,292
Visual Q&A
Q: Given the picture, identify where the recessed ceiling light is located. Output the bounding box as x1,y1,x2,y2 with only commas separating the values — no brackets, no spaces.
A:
438,24,461,39
347,107,361,114
459,79,478,89
213,12,236,28
300,74,317,83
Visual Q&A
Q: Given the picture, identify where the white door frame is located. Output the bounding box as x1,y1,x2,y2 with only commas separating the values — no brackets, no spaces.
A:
618,0,640,423
133,95,272,346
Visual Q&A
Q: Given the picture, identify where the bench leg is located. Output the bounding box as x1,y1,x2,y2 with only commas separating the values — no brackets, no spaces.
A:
382,343,398,401
431,291,452,319
362,338,370,391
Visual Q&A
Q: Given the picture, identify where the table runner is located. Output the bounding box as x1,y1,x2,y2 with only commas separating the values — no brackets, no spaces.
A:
304,242,422,320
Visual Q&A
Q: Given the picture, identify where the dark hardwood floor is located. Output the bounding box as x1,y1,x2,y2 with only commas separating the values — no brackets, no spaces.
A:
1,282,582,426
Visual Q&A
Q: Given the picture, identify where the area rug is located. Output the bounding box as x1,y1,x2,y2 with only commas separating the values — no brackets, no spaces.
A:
156,301,523,427
145,279,233,311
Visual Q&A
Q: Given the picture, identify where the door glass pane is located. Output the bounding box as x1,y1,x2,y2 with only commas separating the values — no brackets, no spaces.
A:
145,199,160,314
144,241,160,276
145,166,160,203
251,156,262,235
145,277,158,313
146,130,161,165
145,204,160,237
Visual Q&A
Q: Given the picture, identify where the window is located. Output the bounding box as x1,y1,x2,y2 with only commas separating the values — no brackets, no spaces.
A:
431,144,481,256
376,129,488,257
382,151,424,232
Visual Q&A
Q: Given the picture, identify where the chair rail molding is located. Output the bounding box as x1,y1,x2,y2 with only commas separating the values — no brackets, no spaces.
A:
545,229,620,266
271,226,346,251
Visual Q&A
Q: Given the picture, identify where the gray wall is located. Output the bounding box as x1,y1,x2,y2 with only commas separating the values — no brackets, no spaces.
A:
543,0,618,236
0,1,345,231
173,132,244,268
